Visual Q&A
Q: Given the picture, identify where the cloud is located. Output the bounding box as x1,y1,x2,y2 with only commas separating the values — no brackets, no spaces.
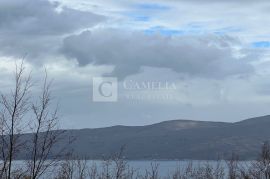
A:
144,26,184,36
154,0,269,3
0,0,268,128
0,0,104,35
135,3,170,11
62,29,254,79
0,0,105,60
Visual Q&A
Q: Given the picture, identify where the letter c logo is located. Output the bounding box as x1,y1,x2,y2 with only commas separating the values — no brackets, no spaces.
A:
98,81,113,97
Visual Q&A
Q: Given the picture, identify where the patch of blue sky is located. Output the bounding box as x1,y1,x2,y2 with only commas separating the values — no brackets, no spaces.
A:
144,26,184,36
123,12,150,22
252,41,270,48
143,23,242,37
181,22,244,36
181,23,207,34
122,3,170,23
136,3,170,11
133,15,150,22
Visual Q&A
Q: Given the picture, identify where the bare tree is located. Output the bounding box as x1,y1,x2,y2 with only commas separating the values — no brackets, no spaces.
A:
248,141,270,179
0,62,32,179
55,159,88,179
0,62,71,179
112,146,129,179
25,70,68,179
145,162,159,179
259,141,270,179
226,153,240,179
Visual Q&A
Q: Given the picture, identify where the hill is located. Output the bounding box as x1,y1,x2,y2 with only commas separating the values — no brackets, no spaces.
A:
14,115,270,160
56,115,270,160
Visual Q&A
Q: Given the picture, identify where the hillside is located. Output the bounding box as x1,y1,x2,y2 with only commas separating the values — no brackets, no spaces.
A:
15,115,270,160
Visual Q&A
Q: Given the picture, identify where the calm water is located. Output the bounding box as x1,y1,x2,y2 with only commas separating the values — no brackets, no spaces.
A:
91,160,223,174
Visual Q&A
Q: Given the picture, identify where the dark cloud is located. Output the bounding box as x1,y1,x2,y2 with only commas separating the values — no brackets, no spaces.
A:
62,30,254,79
0,0,105,60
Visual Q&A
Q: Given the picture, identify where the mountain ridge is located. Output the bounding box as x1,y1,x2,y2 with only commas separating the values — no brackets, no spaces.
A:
55,115,270,160
11,115,270,160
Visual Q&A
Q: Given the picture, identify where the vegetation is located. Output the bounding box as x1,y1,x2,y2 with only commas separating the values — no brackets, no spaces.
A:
54,142,270,179
0,62,70,179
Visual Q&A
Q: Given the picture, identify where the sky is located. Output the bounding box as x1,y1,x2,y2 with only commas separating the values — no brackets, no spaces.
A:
1,0,270,128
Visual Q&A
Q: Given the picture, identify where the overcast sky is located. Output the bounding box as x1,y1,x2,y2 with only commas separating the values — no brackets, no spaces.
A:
1,0,270,128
